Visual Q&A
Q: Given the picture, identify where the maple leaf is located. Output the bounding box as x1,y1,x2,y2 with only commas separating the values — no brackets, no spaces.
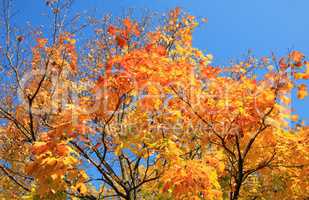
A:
36,38,48,48
279,57,288,69
123,18,132,30
1,6,309,200
116,35,127,47
107,25,117,35
74,183,87,194
132,23,140,37
297,84,308,99
289,50,304,63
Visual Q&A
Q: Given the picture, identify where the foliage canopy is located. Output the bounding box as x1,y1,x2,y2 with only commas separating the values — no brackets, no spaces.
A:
0,1,308,200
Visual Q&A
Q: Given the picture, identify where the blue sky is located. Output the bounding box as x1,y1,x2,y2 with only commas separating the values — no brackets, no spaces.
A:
14,0,309,121
15,0,309,62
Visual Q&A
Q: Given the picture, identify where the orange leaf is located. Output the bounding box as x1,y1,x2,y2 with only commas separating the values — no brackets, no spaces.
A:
132,23,140,37
32,142,48,154
289,50,304,63
36,38,48,48
123,18,132,30
56,144,69,156
297,84,308,99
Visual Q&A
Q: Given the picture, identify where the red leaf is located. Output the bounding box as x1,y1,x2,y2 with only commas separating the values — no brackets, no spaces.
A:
107,25,117,35
116,35,127,48
279,57,288,69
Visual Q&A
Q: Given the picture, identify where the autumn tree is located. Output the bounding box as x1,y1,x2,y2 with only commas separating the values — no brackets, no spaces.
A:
0,1,308,200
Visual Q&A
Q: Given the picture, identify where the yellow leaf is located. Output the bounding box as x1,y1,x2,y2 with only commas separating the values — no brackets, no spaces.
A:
281,95,291,105
297,84,307,99
75,183,87,194
291,114,298,122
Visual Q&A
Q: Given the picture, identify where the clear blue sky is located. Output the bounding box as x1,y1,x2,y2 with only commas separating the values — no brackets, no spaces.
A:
14,0,309,121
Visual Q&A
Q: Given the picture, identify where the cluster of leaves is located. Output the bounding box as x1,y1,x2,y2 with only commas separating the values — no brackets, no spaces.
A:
0,2,308,200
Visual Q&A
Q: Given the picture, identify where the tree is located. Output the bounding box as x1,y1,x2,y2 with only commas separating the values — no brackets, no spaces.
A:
0,1,308,199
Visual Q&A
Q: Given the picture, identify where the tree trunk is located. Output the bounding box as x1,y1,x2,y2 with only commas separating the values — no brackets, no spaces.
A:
125,189,137,200
231,160,244,200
